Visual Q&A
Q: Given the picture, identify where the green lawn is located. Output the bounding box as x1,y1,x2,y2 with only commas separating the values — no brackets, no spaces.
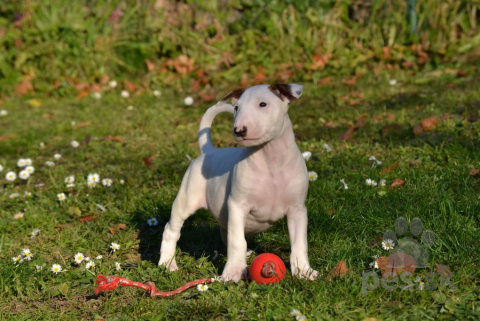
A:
0,74,479,320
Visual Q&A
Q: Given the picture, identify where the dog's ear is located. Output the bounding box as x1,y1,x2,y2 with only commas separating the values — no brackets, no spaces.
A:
217,89,244,106
268,84,304,102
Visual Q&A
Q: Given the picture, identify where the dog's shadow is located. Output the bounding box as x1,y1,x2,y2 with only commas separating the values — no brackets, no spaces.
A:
131,202,265,273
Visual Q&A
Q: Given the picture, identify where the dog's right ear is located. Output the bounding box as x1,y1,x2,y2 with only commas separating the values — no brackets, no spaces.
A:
217,89,243,106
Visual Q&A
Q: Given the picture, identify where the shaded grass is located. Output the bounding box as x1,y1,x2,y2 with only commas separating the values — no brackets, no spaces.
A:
0,75,480,319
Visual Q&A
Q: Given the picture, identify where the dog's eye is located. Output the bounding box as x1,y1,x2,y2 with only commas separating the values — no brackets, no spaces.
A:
259,102,267,107
234,105,238,112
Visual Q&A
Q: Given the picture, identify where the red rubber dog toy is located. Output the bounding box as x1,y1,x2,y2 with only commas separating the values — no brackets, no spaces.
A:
249,253,286,284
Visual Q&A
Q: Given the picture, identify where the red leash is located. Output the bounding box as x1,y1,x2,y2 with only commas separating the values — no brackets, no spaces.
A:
95,274,216,297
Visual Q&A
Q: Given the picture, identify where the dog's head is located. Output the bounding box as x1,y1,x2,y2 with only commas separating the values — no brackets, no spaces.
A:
218,84,303,146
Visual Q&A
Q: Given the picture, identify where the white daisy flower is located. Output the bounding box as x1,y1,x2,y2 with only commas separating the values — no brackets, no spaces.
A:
197,284,208,292
45,161,55,167
10,193,19,199
51,264,62,274
30,229,41,238
120,179,125,185
296,315,307,320
74,253,85,264
35,265,43,272
22,248,33,260
340,179,348,190
65,175,75,184
57,193,66,201
147,217,158,226
19,170,30,180
102,178,112,187
96,204,106,212
87,173,100,183
302,151,312,161
153,90,162,97
86,261,95,269
115,262,121,271
382,239,395,250
369,261,379,269
92,92,102,99
13,212,24,219
121,90,130,98
323,143,332,152
24,159,32,166
0,109,8,116
84,257,91,262
95,255,103,260
110,242,120,252
12,256,22,264
39,142,45,149
17,159,27,167
24,191,32,197
53,154,62,160
379,179,386,187
184,96,194,106
415,277,425,290
366,179,377,187
127,105,134,110
67,183,75,188
308,171,318,182
389,79,397,86
25,166,35,174
0,164,3,172
88,181,97,188
5,171,16,181
71,140,80,148
290,309,303,317
109,80,118,88
369,156,382,166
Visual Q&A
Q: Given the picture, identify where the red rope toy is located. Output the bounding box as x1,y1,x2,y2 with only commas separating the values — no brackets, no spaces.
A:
95,253,286,297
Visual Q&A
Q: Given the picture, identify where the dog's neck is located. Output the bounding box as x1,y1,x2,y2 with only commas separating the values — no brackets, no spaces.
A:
246,115,298,172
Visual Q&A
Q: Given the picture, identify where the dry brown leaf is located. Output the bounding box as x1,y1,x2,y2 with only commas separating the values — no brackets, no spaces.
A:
253,69,266,84
421,117,437,131
124,81,138,91
79,214,95,222
117,223,126,230
83,135,92,146
0,133,17,141
338,127,354,140
109,226,116,234
390,178,406,188
76,90,89,100
100,74,110,85
42,114,55,119
381,162,398,174
100,136,126,143
326,260,349,281
469,169,479,176
73,121,91,129
16,75,33,95
90,84,100,92
344,77,357,86
74,83,89,91
143,155,156,168
382,46,391,59
368,235,383,248
145,59,155,71
435,263,451,277
318,76,331,86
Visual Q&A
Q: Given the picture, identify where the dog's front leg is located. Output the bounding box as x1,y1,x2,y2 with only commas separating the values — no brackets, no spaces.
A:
221,200,248,282
287,205,319,280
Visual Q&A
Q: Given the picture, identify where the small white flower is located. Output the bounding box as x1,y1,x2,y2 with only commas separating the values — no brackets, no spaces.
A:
51,264,62,274
87,173,100,183
389,79,397,86
290,309,303,317
121,90,130,98
86,261,96,269
119,179,125,185
24,159,32,166
369,261,379,269
382,239,395,250
0,164,3,172
53,154,62,160
67,183,75,188
147,217,158,226
302,151,312,161
369,156,382,166
197,284,208,292
65,175,75,184
84,257,91,262
39,142,45,149
0,109,8,116
96,204,106,212
57,193,66,201
323,143,332,152
24,191,32,197
12,256,22,264
22,248,33,260
415,277,425,290
340,179,348,190
96,255,103,260
30,229,41,238
380,179,386,187
10,193,20,199
13,212,24,219
110,242,120,252
184,96,194,106
109,80,118,88
102,178,112,187
5,171,16,181
71,140,80,148
88,181,97,188
115,262,121,271
308,171,318,182
92,92,102,99
25,166,35,174
35,265,43,272
74,253,85,264
366,179,377,187
127,105,134,110
153,90,162,97
296,315,307,320
19,170,30,180
45,161,55,167
17,158,27,167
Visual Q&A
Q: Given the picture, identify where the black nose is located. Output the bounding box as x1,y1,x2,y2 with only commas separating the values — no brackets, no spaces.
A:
234,126,247,138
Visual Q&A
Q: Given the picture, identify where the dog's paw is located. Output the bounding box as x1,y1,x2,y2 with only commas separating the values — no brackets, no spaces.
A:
292,267,319,281
158,257,178,272
221,264,247,282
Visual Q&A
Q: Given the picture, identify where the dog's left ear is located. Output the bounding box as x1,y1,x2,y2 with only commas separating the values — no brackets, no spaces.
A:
217,89,244,106
268,84,304,102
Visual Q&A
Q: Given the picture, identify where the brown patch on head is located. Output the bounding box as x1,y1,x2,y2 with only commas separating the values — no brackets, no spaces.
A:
219,89,244,104
268,84,298,102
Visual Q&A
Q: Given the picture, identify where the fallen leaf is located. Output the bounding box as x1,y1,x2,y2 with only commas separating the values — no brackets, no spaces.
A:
381,162,398,174
124,81,138,91
100,74,110,85
328,209,335,215
470,169,480,176
421,117,437,131
199,91,216,102
73,121,91,129
79,215,95,222
457,70,467,77
368,235,383,248
390,178,406,188
253,69,266,84
446,82,456,89
109,226,116,234
143,155,156,168
413,124,424,135
100,136,126,143
435,263,451,277
0,133,17,141
90,84,100,92
166,55,194,74
145,59,155,71
117,223,126,230
76,90,89,100
318,76,331,86
382,46,391,59
74,83,89,91
326,260,349,281
323,121,337,128
362,318,381,321
338,127,354,140
27,99,42,107
42,113,55,119
16,75,33,95
83,135,92,146
344,77,357,86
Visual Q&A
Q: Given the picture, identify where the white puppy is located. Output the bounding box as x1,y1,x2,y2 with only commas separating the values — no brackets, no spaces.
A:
159,84,318,282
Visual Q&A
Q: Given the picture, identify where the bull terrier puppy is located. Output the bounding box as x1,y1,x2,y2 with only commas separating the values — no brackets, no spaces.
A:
158,84,318,282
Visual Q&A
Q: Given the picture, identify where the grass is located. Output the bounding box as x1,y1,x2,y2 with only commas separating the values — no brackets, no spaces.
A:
0,72,480,320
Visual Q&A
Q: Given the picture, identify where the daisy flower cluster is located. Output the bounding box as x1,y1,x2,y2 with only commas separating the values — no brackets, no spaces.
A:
4,158,35,182
290,309,307,320
12,248,33,264
301,150,318,182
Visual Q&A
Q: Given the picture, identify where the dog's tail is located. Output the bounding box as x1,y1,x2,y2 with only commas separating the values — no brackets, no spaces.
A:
198,103,234,153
